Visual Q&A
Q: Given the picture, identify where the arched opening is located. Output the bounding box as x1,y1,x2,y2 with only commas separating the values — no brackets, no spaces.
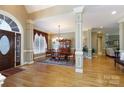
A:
0,10,23,71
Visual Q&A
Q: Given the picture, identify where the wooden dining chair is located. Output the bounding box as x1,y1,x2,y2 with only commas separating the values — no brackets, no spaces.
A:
68,49,75,62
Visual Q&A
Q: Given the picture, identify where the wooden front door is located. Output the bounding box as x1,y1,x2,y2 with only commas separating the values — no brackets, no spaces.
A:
0,30,15,71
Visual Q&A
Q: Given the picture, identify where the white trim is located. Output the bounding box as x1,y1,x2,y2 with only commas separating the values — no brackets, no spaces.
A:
87,56,92,59
22,61,34,65
0,10,24,66
24,50,33,52
119,50,124,52
27,61,34,64
34,55,45,59
88,49,92,51
21,62,27,66
14,33,16,67
75,51,83,55
75,68,83,73
73,6,85,13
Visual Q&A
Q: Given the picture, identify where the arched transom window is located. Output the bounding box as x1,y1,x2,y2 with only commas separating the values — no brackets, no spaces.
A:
33,33,47,54
0,14,19,32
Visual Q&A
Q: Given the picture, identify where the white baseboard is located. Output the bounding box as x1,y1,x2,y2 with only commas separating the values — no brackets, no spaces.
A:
22,61,34,65
87,56,92,59
75,68,83,73
27,61,34,64
21,62,27,66
84,56,92,59
34,55,45,59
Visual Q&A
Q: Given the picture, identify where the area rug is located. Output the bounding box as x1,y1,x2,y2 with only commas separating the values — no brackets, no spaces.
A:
0,67,25,77
37,58,75,67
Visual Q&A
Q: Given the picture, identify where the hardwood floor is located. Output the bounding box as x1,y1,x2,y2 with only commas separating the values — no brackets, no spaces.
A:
3,56,124,87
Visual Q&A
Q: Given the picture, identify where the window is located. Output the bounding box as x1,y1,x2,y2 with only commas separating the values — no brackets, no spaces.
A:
33,33,47,54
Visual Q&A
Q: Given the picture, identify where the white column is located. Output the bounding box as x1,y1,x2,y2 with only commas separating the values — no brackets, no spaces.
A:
73,6,84,73
24,19,34,64
87,29,92,59
0,73,6,87
119,21,124,52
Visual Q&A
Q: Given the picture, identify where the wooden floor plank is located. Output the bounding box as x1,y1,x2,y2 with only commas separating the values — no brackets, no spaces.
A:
3,56,124,87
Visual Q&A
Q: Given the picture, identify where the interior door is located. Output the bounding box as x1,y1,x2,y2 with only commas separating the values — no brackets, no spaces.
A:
0,30,15,71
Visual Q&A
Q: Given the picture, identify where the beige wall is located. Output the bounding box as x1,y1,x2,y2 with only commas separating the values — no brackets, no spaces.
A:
91,32,105,55
50,31,88,50
51,32,75,49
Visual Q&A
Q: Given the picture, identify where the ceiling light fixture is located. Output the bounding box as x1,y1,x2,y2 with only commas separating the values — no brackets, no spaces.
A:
55,25,63,41
112,11,117,15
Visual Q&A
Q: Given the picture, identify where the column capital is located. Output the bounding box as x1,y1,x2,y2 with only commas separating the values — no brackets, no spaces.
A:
73,6,85,13
118,18,124,23
27,19,34,24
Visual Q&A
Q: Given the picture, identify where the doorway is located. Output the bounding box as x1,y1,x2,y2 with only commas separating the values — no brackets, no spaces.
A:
0,11,22,71
0,30,21,71
97,32,103,55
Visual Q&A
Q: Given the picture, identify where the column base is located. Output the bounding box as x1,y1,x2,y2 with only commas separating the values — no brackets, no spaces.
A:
23,61,34,65
75,68,83,73
87,56,92,59
0,73,6,87
27,61,34,64
87,49,92,59
75,51,83,73
84,55,92,59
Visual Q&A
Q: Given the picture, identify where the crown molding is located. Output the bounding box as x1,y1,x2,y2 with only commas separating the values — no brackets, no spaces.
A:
73,6,85,13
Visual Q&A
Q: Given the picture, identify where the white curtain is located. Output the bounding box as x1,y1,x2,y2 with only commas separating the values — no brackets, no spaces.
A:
33,33,47,54
33,33,40,54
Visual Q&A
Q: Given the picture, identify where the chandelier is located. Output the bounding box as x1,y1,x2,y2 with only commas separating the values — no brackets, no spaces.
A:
52,25,63,42
57,25,63,40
